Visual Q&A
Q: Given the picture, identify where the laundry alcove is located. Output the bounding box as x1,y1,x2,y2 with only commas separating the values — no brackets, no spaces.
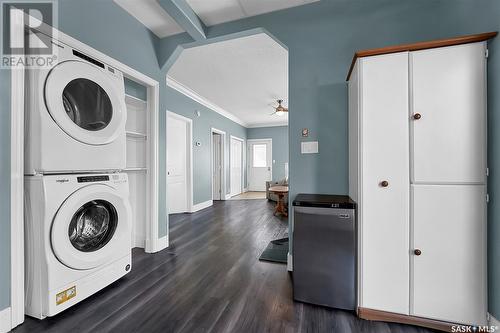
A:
124,79,150,249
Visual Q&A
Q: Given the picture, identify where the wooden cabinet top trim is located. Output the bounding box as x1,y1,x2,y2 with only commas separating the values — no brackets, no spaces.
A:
346,31,497,81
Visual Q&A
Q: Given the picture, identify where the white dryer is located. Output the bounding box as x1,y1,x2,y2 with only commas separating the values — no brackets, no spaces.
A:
25,32,127,174
24,173,132,319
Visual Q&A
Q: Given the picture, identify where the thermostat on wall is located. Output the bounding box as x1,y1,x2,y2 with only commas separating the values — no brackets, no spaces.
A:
301,141,319,154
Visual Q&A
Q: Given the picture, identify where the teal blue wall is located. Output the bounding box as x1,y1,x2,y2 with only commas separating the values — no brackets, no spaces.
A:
0,0,247,312
57,1,248,225
124,77,147,101
166,90,247,204
57,0,168,238
1,0,500,318
247,126,288,183
0,68,11,311
158,0,500,318
486,8,500,318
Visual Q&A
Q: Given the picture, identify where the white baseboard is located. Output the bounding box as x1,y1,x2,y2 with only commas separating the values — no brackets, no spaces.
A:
145,235,168,254
133,238,146,249
287,252,293,272
191,200,213,213
158,235,168,250
243,187,248,192
225,194,232,200
489,313,500,328
0,307,11,333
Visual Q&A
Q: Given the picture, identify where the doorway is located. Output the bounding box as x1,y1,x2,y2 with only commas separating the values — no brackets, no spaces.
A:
167,111,193,214
247,139,272,191
211,128,226,201
230,136,244,197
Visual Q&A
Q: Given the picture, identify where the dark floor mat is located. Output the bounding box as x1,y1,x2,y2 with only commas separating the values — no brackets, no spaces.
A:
259,238,288,264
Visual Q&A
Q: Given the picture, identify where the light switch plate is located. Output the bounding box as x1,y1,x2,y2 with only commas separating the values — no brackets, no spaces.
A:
301,141,318,154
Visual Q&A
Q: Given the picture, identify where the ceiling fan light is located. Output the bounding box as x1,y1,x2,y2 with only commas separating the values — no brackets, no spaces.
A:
276,110,285,116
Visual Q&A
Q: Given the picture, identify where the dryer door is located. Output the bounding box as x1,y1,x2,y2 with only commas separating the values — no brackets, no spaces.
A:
45,60,126,145
51,184,131,270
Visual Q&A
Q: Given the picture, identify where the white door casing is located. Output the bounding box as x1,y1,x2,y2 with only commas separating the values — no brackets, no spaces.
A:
230,136,243,196
212,133,222,200
411,184,487,325
248,139,272,191
359,53,410,314
411,42,486,184
167,114,189,213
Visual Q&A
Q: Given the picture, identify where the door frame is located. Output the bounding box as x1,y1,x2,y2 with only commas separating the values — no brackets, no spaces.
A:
166,111,193,213
211,128,227,201
230,135,245,198
9,16,161,330
9,8,24,331
247,138,273,191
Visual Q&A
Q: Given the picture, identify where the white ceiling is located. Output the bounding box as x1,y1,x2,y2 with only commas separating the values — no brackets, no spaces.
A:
114,0,184,38
185,0,319,26
115,0,319,38
167,33,288,127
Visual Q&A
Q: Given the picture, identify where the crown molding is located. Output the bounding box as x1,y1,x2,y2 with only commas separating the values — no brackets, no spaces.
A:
246,121,288,128
166,76,248,127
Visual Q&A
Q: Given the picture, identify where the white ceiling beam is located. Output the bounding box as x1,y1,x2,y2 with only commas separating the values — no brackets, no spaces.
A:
158,0,206,41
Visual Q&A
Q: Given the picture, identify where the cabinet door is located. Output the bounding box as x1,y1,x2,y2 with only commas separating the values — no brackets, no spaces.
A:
411,43,486,184
412,185,487,325
360,52,410,314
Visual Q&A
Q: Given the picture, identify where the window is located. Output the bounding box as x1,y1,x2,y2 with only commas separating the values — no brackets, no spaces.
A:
253,144,267,167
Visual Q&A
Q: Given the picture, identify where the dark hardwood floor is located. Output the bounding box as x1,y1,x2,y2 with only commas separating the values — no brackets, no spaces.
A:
15,200,435,333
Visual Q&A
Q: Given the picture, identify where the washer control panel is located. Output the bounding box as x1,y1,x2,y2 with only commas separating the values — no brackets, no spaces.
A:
77,175,109,183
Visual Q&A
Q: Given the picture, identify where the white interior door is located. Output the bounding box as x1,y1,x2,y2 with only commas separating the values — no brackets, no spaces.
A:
167,115,188,214
230,138,243,196
411,42,486,184
359,53,410,315
411,184,486,325
212,133,223,200
248,139,272,191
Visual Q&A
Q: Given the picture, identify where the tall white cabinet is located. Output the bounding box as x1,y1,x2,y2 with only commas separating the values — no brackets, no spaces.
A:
348,38,490,327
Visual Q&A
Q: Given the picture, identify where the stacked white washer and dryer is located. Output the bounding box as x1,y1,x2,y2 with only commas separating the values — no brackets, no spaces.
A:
24,32,133,319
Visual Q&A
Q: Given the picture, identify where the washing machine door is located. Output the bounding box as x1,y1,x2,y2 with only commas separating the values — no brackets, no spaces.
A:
44,60,126,145
51,184,131,270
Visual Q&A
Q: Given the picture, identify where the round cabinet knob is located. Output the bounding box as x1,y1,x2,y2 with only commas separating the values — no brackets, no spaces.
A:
414,249,422,256
413,113,422,120
380,180,389,188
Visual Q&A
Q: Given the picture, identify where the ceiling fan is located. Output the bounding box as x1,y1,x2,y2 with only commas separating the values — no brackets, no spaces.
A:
269,99,288,116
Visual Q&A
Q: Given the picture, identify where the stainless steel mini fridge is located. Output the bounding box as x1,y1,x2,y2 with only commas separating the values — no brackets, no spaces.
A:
292,194,356,310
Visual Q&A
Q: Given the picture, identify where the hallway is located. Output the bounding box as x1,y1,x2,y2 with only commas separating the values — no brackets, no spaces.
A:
15,200,432,333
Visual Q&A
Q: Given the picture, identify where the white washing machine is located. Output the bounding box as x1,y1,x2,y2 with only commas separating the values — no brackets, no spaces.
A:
25,31,127,175
24,173,132,319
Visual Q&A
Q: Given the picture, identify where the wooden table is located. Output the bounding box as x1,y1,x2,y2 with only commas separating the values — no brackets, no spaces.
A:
269,185,289,217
